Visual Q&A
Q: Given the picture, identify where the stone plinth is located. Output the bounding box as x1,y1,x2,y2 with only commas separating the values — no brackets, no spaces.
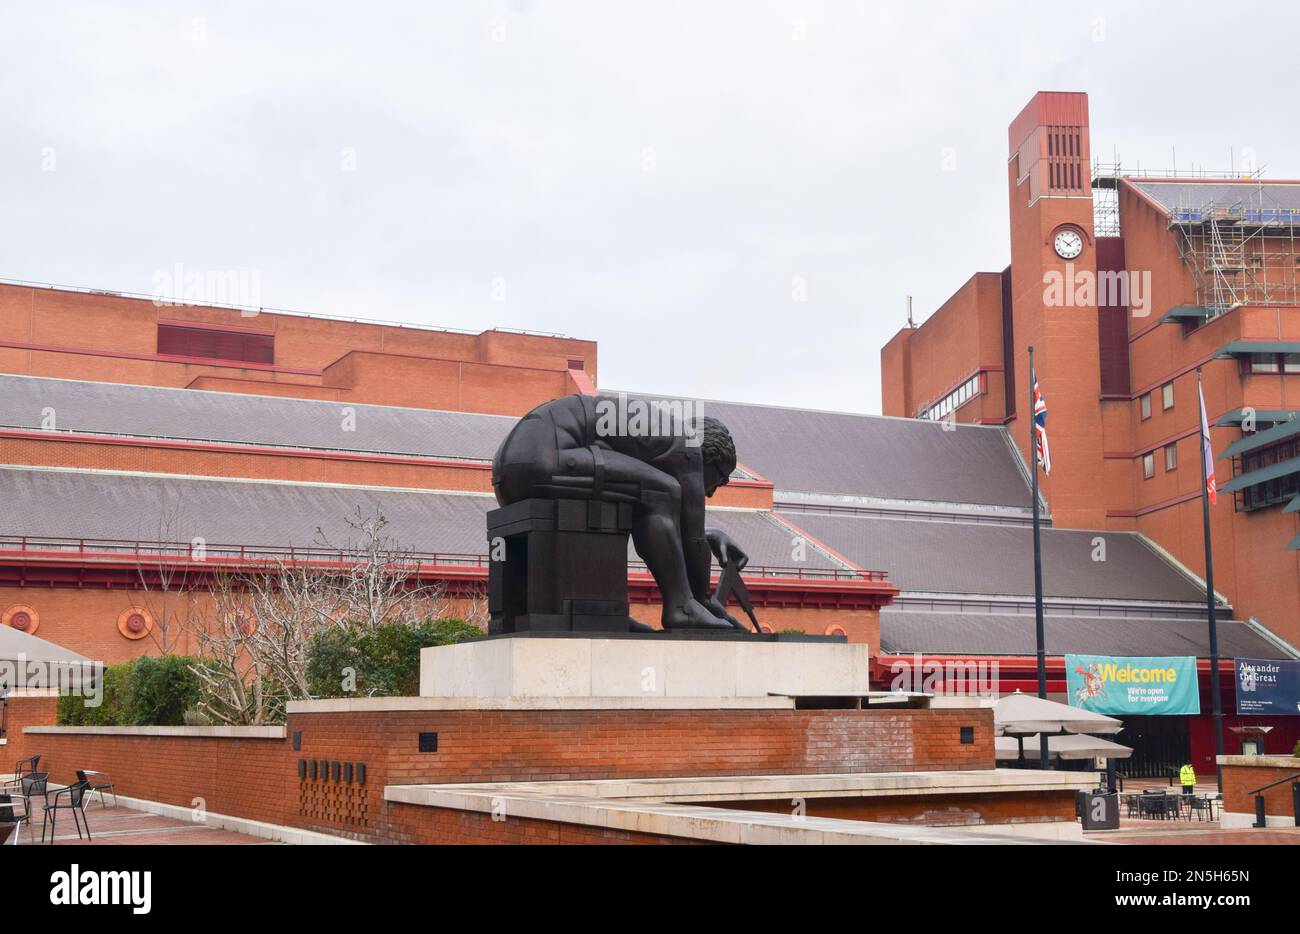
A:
420,634,869,699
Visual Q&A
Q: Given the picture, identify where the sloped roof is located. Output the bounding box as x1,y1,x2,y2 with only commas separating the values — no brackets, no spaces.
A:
0,374,512,461
1,377,1038,507
881,609,1291,659
629,394,1033,508
1130,180,1300,216
0,467,841,572
784,510,1206,603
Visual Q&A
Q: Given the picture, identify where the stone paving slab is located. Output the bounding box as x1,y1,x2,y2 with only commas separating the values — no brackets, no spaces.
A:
17,804,275,846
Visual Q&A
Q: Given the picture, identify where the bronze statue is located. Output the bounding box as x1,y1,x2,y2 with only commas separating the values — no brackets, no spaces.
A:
490,393,754,632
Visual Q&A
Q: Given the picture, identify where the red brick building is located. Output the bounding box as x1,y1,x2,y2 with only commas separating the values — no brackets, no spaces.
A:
3,95,1299,778
881,91,1300,768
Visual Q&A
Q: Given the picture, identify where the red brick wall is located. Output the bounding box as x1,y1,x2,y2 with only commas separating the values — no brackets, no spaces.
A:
0,283,597,416
2,695,995,843
1221,759,1300,818
701,790,1077,826
385,803,711,845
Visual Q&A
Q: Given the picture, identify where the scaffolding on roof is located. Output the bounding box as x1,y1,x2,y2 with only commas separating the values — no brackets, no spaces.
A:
1089,159,1267,238
1168,192,1300,320
1089,159,1299,319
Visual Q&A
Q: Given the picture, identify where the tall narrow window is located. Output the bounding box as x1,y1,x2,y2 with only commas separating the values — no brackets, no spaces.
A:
1140,393,1152,420
1142,452,1155,479
1161,382,1175,410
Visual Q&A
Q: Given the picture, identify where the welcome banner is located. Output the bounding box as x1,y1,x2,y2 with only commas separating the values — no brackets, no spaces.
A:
1065,655,1200,716
1234,658,1300,715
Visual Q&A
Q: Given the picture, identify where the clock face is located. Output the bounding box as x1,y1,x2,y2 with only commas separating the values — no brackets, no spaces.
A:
1054,229,1083,259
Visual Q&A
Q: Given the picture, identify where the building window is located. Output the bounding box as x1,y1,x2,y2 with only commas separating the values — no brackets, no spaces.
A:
1250,353,1280,374
1139,393,1152,420
1142,452,1155,479
1239,438,1300,510
1161,382,1175,410
1285,354,1300,374
157,323,274,365
918,373,982,421
1165,443,1177,471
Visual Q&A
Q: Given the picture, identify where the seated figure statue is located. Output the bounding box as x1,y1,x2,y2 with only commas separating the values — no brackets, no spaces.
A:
492,393,750,631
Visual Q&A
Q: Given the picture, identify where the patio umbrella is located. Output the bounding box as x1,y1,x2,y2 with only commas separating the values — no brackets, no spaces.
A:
0,625,96,694
994,690,1123,736
995,733,1133,762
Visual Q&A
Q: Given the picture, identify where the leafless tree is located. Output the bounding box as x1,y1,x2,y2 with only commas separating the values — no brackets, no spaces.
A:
186,508,458,724
131,501,199,656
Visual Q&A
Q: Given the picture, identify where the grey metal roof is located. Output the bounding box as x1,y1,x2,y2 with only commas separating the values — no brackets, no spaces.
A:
629,394,1033,508
782,510,1207,602
0,374,513,461
881,609,1292,659
1131,180,1300,217
0,467,837,572
1,377,1037,507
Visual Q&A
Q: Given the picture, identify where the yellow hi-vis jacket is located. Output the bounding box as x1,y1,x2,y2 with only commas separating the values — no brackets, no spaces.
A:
1180,764,1197,787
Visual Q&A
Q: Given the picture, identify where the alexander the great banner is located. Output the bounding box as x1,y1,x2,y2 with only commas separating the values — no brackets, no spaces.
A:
1235,658,1300,715
1065,655,1201,716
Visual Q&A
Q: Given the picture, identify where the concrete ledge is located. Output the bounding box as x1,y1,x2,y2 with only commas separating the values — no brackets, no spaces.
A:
421,636,869,699
384,780,1090,845
1220,810,1299,830
110,793,364,845
400,768,1094,804
288,695,794,714
1218,755,1300,768
25,725,286,739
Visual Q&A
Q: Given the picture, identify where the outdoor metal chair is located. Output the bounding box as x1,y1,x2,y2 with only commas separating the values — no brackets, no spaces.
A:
41,779,92,844
1187,795,1216,822
1137,790,1171,820
13,755,40,778
0,791,35,845
3,771,49,811
76,769,118,808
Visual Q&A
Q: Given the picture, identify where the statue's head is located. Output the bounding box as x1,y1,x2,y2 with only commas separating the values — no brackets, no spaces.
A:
700,416,736,497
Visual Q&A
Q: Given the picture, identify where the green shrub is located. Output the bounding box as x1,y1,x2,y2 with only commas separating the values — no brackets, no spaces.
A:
56,661,132,726
124,655,204,726
55,655,206,727
1293,739,1300,758
305,618,483,699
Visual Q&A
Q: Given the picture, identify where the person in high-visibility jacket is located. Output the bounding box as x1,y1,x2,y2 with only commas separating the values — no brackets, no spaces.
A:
1179,763,1197,794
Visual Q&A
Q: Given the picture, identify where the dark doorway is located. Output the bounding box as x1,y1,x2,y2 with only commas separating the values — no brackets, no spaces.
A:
1115,716,1190,779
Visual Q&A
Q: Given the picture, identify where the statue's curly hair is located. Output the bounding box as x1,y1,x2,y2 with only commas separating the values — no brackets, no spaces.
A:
700,416,736,478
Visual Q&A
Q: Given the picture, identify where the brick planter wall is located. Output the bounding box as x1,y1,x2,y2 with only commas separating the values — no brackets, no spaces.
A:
3,694,998,843
1221,757,1300,821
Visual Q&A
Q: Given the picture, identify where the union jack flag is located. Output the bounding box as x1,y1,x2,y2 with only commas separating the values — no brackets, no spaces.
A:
1032,368,1051,476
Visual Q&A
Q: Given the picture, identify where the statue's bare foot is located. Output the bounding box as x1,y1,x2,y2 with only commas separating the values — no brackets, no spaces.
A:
662,599,736,631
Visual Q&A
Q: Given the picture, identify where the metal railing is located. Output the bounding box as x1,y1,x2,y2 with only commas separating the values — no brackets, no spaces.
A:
0,535,885,582
1246,771,1300,828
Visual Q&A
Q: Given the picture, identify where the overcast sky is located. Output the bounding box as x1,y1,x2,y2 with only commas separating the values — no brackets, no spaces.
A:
3,1,1298,414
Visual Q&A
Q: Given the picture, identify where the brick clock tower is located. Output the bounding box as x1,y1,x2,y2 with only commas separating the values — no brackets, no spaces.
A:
1006,91,1107,528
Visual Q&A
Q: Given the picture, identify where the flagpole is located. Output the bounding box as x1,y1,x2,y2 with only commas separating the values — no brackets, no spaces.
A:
1197,366,1226,795
1028,345,1049,771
